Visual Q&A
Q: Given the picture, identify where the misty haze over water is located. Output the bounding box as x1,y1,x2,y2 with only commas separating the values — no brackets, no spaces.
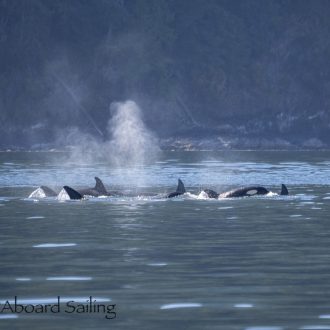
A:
1,0,330,150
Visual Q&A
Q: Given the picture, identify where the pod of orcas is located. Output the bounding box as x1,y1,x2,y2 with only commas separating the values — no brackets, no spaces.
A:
28,177,289,200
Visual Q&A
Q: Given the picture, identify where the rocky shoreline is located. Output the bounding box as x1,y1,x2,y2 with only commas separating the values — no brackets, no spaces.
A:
160,137,328,151
1,137,329,152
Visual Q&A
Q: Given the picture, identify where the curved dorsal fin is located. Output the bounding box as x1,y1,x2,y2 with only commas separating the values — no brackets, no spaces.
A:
63,186,83,200
94,177,108,195
280,184,289,196
176,179,186,193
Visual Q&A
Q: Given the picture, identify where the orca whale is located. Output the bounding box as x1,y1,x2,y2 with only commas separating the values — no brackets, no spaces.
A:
63,185,84,200
75,177,108,197
63,178,187,200
29,177,115,199
62,177,123,200
203,184,289,199
28,185,58,198
167,179,186,198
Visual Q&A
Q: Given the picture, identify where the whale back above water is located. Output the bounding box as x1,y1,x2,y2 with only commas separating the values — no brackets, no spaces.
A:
203,189,219,199
63,186,83,200
63,177,111,199
40,186,57,197
28,185,58,198
29,177,289,201
29,177,110,199
93,177,108,195
203,184,289,199
167,179,186,198
75,177,108,197
219,186,269,198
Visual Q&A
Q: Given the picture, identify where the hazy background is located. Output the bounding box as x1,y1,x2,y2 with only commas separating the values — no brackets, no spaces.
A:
1,0,330,150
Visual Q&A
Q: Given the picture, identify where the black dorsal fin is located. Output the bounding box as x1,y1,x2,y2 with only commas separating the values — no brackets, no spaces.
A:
94,177,108,195
280,184,289,196
176,179,186,194
63,186,83,200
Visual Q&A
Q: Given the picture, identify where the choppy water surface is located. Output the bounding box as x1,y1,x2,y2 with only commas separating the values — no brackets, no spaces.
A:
1,151,330,330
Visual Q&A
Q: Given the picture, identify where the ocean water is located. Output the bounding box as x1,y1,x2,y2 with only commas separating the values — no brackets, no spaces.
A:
0,150,330,330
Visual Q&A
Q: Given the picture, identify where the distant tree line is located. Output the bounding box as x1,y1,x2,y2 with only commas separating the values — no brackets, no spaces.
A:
1,0,330,147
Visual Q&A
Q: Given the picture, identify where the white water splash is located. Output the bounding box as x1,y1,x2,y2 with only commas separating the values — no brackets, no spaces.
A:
266,191,278,197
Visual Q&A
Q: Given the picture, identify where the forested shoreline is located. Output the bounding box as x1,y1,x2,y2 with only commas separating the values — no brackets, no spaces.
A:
1,0,330,149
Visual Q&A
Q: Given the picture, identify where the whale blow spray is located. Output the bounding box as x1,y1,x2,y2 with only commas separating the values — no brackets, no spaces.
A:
64,100,160,168
108,100,160,167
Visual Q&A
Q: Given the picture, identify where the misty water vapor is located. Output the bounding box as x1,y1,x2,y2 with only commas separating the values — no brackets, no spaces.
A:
63,100,160,167
108,100,160,166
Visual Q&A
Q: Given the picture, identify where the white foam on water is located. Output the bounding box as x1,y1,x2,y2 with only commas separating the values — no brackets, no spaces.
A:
160,303,202,310
290,214,302,217
46,277,92,281
320,315,330,319
185,192,200,199
33,243,77,248
218,206,233,209
16,278,31,281
245,327,283,330
0,314,18,319
122,284,135,289
147,263,167,267
26,216,45,219
234,303,254,308
300,326,330,330
266,192,278,197
197,191,210,199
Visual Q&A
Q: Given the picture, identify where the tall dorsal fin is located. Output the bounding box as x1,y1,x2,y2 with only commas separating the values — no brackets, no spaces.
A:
94,177,108,195
176,179,186,194
63,186,83,200
280,184,289,196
